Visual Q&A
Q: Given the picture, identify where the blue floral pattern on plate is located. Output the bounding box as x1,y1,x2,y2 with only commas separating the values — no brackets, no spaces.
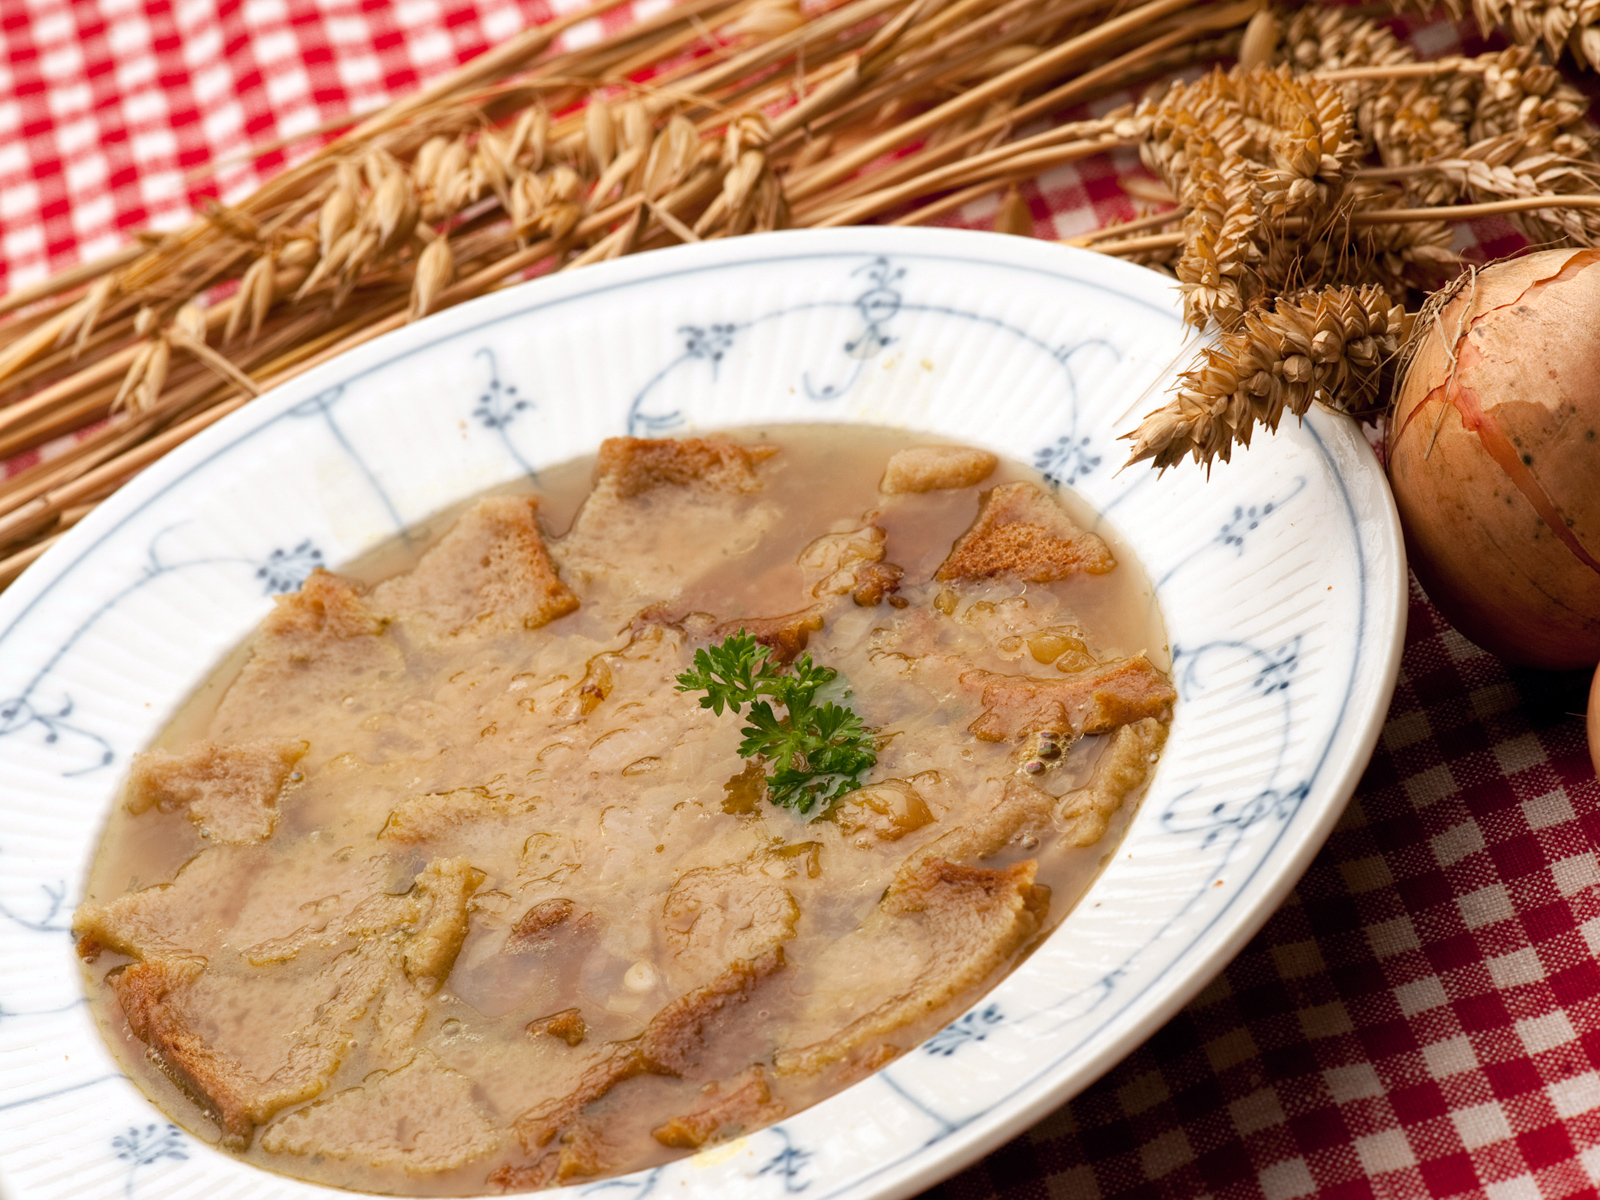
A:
0,228,1405,1200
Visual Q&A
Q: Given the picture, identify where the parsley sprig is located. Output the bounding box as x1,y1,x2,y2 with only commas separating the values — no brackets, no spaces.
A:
675,631,877,816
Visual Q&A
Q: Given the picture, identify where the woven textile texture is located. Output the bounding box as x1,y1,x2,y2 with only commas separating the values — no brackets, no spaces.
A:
2,3,1598,1199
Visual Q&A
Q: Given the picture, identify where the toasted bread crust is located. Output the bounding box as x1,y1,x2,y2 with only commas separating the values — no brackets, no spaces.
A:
264,569,385,642
595,437,779,499
126,738,306,844
936,482,1116,582
712,608,824,664
373,495,578,639
960,654,1177,741
651,1067,784,1149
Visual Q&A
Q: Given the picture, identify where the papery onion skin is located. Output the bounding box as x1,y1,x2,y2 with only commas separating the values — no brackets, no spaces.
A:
1388,248,1600,670
1590,664,1599,778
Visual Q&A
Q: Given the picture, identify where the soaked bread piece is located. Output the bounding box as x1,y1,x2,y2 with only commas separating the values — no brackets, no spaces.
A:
774,860,1048,1075
109,855,484,1151
265,568,387,642
112,956,262,1148
960,653,1177,741
661,860,799,991
594,437,779,498
125,739,306,844
556,437,782,607
259,1050,501,1174
893,778,1056,886
237,855,481,981
379,785,537,843
212,570,400,739
512,1047,648,1156
639,945,786,1076
1060,717,1169,847
113,941,397,1150
880,445,997,493
711,607,824,664
651,1067,784,1149
76,849,255,961
402,857,487,992
372,495,577,641
512,946,785,1157
937,481,1116,582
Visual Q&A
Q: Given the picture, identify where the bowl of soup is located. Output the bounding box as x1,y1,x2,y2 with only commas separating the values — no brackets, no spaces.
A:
0,227,1405,1200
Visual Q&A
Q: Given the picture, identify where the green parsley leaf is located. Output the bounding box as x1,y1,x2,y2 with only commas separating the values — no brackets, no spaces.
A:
675,631,877,817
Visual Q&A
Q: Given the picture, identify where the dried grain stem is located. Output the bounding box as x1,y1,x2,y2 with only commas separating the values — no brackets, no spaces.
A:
1123,285,1410,470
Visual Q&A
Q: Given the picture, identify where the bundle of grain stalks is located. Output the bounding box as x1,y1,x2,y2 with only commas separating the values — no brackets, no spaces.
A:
3,0,1600,588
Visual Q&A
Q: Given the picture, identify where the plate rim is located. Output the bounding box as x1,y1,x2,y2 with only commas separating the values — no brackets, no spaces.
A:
0,226,1408,1200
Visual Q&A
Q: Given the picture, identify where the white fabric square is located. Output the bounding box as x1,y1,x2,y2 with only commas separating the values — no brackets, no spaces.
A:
242,0,290,23
1356,1128,1416,1175
1486,946,1544,990
2,222,46,265
1423,1034,1479,1079
1324,1063,1384,1104
1139,1128,1193,1179
253,29,298,67
1230,1088,1285,1136
1396,975,1450,1017
1521,787,1574,830
64,153,109,195
1299,1000,1354,1040
1045,1165,1102,1200
1433,820,1486,868
123,89,171,127
1550,1071,1600,1120
265,66,313,111
71,194,116,242
130,127,179,166
56,116,98,159
1259,1158,1317,1200
1116,1071,1168,1117
1516,1010,1576,1056
1551,853,1599,898
1403,763,1456,807
1484,1175,1541,1200
1452,1101,1513,1150
1459,883,1515,929
1382,709,1431,751
1367,915,1420,958
0,139,28,181
44,80,91,120
0,179,41,222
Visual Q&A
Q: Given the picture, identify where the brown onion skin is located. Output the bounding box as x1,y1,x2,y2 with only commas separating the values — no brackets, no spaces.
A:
1388,248,1600,670
1591,664,1600,778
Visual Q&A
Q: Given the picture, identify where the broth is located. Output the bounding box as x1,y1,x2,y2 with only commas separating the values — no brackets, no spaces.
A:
77,426,1172,1194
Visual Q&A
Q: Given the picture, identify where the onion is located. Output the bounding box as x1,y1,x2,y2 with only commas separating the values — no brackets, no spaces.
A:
1388,248,1600,670
1591,664,1600,779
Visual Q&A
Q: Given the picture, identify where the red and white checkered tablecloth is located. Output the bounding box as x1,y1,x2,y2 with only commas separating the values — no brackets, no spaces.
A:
2,3,1598,1198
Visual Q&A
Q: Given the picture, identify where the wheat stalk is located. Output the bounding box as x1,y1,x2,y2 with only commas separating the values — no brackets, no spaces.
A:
8,0,1600,559
1108,1,1600,471
1390,0,1600,72
1122,284,1411,470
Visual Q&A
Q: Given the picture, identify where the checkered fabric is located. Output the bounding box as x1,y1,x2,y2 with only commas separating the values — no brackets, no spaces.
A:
2,4,1597,1199
928,583,1599,1200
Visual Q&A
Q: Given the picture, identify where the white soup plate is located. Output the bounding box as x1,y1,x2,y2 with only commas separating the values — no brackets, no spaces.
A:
0,227,1405,1200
